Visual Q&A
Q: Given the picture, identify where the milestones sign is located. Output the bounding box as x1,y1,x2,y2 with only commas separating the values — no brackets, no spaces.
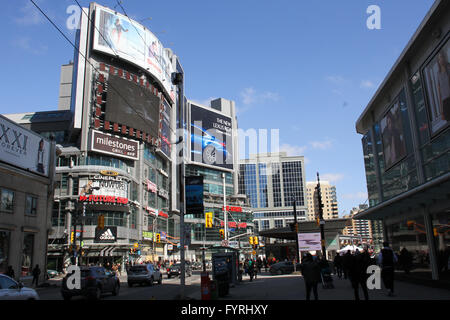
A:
90,130,139,161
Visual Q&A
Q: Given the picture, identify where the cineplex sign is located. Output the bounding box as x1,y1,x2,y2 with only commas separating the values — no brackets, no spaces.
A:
91,130,139,161
79,194,128,205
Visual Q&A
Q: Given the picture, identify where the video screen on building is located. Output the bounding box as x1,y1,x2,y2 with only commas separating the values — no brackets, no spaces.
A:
423,38,450,135
190,104,233,169
380,100,407,170
105,74,160,138
160,99,171,157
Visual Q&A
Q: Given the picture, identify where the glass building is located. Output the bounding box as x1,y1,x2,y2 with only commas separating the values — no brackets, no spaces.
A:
355,0,450,284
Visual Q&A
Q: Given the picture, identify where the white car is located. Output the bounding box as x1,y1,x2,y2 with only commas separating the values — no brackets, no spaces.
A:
0,274,40,300
127,264,162,287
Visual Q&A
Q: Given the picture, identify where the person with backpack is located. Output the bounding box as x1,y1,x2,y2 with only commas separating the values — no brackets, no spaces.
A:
300,253,321,300
377,242,398,296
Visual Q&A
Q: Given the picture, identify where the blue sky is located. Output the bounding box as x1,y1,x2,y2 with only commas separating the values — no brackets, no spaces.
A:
1,0,435,215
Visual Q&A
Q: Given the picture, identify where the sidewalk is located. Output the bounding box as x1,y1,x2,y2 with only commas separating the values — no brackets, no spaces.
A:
198,272,450,300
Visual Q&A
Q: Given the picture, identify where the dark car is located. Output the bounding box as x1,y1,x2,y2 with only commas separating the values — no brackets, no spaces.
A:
168,263,192,278
269,261,302,275
61,266,120,300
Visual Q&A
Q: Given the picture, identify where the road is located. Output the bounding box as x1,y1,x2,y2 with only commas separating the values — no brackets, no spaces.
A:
37,272,202,300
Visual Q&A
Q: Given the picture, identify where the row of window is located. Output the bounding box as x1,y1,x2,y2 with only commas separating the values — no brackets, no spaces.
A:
0,188,38,216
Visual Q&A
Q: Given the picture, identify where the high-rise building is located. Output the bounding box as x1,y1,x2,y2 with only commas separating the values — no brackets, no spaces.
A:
342,204,373,241
355,0,450,283
239,153,307,243
306,181,339,221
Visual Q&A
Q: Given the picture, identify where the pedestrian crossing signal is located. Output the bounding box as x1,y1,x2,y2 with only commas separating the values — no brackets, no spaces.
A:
219,229,225,239
71,232,74,243
156,233,161,243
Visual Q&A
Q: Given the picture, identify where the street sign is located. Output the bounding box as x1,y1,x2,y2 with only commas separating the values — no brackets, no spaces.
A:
221,240,229,247
229,241,238,248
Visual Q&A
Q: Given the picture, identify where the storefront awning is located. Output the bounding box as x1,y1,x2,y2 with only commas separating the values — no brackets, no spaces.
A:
354,172,450,221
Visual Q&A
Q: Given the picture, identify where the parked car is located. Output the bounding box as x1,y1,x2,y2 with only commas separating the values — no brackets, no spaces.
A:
47,269,58,279
192,262,203,270
168,263,192,278
127,264,162,287
61,266,120,300
269,261,302,275
0,274,40,300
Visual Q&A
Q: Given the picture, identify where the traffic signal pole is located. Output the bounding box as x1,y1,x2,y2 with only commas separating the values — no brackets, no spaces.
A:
316,173,327,258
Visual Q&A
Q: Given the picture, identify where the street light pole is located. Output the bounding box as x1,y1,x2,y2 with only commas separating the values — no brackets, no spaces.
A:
222,173,228,241
316,173,327,258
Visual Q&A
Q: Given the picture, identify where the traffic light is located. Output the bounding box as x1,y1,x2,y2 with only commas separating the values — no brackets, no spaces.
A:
219,229,225,239
156,233,161,243
253,236,259,245
249,236,254,245
205,212,213,228
70,232,74,243
97,214,105,229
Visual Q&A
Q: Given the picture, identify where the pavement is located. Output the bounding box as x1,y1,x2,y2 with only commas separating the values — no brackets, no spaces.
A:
28,271,450,300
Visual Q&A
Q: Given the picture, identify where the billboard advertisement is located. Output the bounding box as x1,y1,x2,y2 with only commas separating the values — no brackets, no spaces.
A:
95,226,118,243
185,176,204,215
93,4,175,101
190,104,233,169
297,233,322,252
90,130,139,161
0,114,51,177
79,174,128,199
380,100,407,170
423,38,450,135
105,74,161,138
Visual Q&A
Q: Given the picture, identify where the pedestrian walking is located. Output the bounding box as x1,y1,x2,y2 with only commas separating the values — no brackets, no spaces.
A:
399,247,413,275
378,242,398,296
349,248,370,300
300,253,321,300
248,259,255,282
342,250,353,280
333,253,343,279
32,264,41,287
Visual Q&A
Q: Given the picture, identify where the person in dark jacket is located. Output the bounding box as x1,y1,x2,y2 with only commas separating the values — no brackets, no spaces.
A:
349,249,370,300
333,253,343,279
342,250,353,280
5,266,15,279
399,247,413,274
32,264,41,287
300,253,321,300
378,242,398,296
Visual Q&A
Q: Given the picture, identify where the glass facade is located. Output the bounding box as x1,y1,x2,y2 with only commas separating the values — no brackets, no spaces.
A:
258,163,268,208
272,163,282,207
186,165,233,196
362,130,380,207
240,164,258,208
282,161,304,207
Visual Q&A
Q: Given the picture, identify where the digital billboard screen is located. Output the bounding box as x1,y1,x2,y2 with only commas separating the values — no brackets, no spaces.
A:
185,176,204,215
105,74,160,138
190,104,233,169
160,99,171,157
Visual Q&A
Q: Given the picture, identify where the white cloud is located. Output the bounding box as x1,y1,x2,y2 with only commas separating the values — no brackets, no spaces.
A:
321,173,345,183
340,192,368,200
309,139,333,150
279,143,307,157
325,75,347,85
360,80,375,88
12,37,48,55
15,1,44,26
240,87,279,106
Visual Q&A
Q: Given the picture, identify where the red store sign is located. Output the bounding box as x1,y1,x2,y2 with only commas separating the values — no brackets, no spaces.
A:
223,206,242,212
79,195,129,205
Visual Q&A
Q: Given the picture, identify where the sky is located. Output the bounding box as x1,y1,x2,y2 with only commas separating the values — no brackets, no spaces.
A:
0,0,436,216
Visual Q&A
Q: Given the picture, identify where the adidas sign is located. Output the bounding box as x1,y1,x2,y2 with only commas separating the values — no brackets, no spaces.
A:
99,229,115,241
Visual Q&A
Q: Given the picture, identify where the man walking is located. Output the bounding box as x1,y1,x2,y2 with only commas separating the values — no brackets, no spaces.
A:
333,253,343,279
32,264,41,287
300,253,321,300
378,242,398,296
349,248,371,300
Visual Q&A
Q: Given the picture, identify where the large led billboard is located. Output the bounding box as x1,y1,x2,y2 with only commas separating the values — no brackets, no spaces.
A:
380,100,407,170
93,4,176,102
423,38,450,135
160,99,171,157
105,74,160,139
190,104,233,169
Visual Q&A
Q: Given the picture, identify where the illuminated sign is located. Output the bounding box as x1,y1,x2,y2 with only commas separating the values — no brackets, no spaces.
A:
78,195,128,205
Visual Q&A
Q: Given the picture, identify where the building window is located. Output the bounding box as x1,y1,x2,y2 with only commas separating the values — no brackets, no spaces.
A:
25,195,38,216
22,233,35,276
0,230,10,274
0,188,14,213
274,219,284,228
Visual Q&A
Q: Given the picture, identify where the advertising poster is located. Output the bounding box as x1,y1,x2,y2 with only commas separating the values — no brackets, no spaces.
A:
185,176,204,215
423,39,450,134
297,233,322,252
380,101,407,170
94,5,146,67
95,227,117,243
190,104,233,169
0,115,50,177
